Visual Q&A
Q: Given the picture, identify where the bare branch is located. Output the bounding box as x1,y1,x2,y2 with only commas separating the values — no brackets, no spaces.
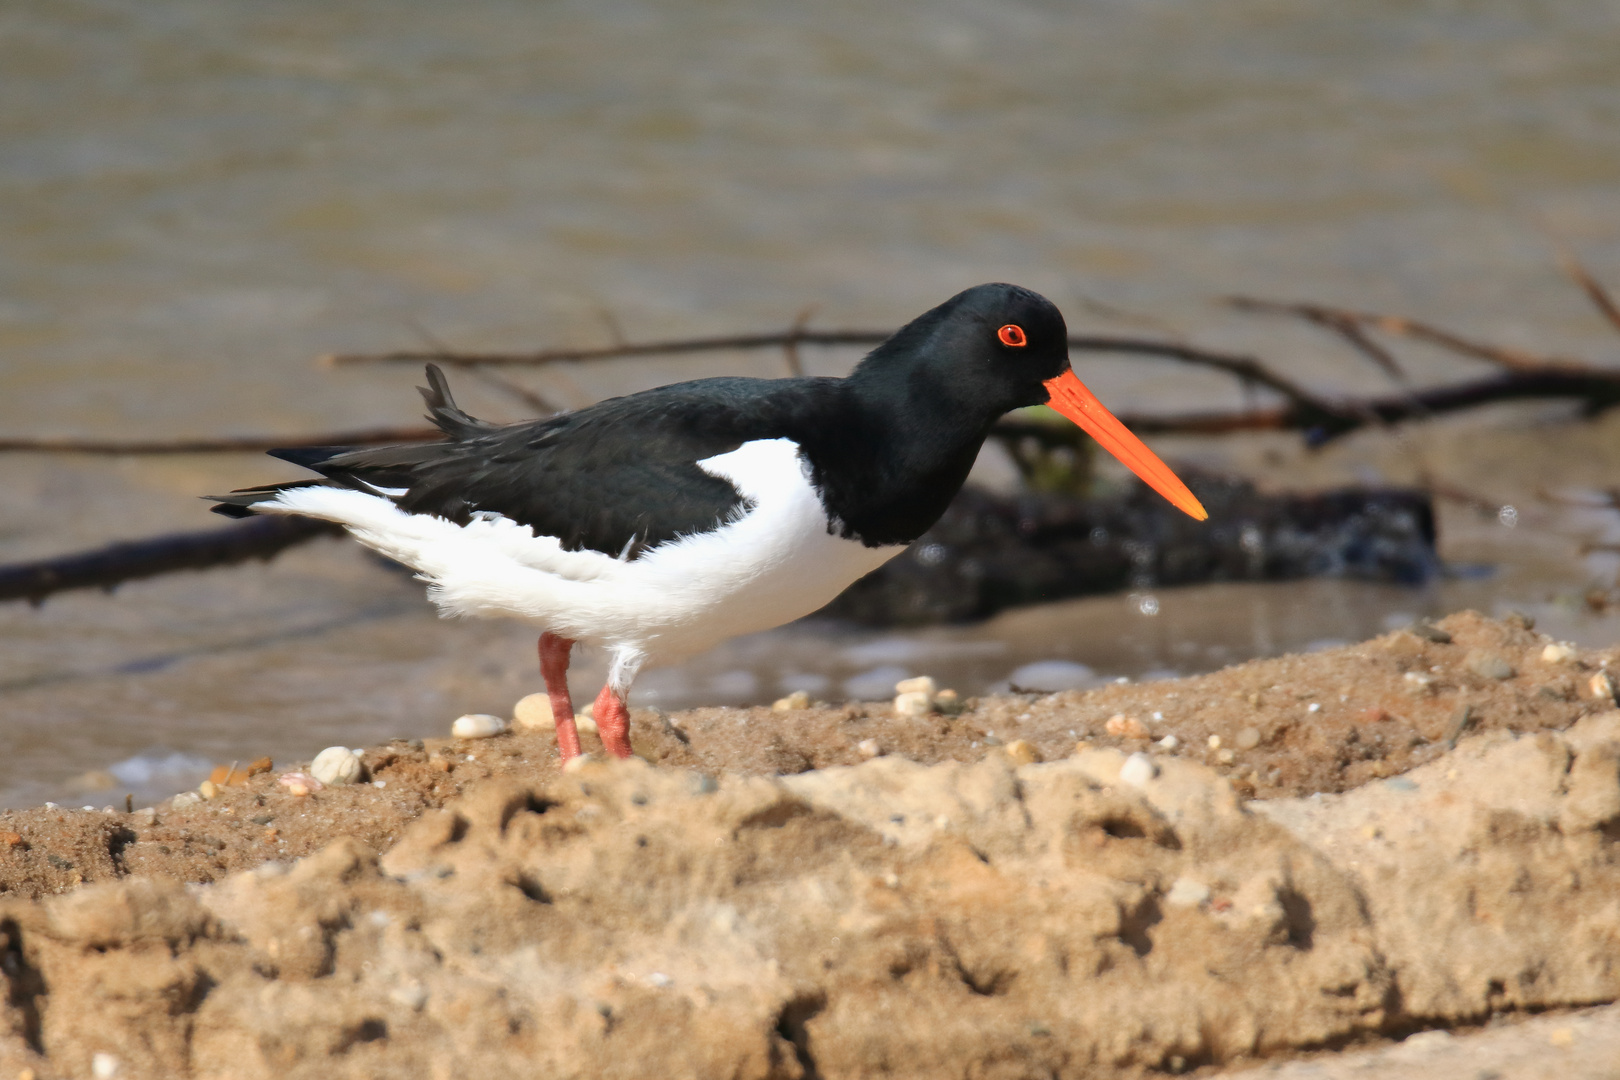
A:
0,427,441,455
1556,248,1620,337
0,516,341,606
1227,296,1589,373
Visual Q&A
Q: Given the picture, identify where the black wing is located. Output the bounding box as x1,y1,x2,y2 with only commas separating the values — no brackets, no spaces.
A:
209,365,842,559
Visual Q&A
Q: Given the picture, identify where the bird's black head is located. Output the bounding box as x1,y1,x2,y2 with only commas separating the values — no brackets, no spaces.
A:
849,283,1070,418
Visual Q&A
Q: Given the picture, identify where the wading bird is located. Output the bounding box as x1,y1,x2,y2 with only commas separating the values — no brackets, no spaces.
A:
211,284,1207,761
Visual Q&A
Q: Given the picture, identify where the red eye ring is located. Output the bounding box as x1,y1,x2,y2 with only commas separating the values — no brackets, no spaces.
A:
998,324,1027,347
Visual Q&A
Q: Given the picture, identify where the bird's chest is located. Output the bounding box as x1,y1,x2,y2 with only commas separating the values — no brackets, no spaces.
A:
633,439,905,650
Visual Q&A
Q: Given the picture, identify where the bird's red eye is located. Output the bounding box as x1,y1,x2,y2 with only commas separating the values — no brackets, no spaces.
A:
998,324,1027,347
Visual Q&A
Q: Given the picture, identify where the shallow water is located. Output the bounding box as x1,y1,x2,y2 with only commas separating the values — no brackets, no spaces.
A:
3,0,1620,807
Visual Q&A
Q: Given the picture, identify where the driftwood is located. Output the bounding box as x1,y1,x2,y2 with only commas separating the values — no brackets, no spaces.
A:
823,472,1436,626
0,517,341,607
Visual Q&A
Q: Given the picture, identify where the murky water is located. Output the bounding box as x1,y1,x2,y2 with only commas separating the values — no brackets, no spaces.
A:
3,0,1620,807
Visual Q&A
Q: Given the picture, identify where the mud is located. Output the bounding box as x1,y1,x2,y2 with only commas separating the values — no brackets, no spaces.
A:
0,610,1617,1078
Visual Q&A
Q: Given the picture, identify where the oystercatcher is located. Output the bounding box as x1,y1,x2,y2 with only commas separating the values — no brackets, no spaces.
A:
210,284,1206,761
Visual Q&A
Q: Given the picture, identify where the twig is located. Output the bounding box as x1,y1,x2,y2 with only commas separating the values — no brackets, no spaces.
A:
780,306,817,378
1227,296,1589,373
1555,247,1620,337
0,516,342,606
0,427,441,455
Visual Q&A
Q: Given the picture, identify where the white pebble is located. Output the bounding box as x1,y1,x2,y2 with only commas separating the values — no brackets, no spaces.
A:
451,713,509,740
1216,748,1236,765
92,1053,120,1079
1157,734,1179,750
1542,642,1578,664
1307,702,1321,713
1207,734,1222,750
772,690,812,711
513,693,556,730
171,792,201,808
1590,671,1617,703
310,746,363,786
893,690,935,716
1165,876,1211,908
895,675,937,697
1119,752,1157,787
857,738,883,759
389,982,429,1011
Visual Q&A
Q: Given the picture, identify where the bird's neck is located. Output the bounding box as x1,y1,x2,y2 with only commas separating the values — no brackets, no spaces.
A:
792,375,997,548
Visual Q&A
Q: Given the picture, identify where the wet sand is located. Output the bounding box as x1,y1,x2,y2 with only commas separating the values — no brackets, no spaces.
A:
2,610,1618,1078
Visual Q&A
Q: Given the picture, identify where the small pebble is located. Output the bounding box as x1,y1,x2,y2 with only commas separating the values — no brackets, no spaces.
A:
1104,713,1149,739
1207,734,1222,750
1589,671,1617,704
1235,727,1262,751
1003,739,1040,766
895,675,938,698
893,690,934,717
1466,651,1516,681
1165,876,1211,908
513,693,556,730
451,713,509,740
1403,671,1435,695
1407,622,1453,644
171,792,201,808
1157,734,1179,750
1119,752,1157,787
0,831,23,848
771,690,812,711
197,780,220,801
310,746,364,785
856,738,882,759
1216,748,1236,765
277,772,322,797
1306,702,1321,713
390,983,429,1011
1541,642,1578,664
91,1053,120,1079
933,688,964,715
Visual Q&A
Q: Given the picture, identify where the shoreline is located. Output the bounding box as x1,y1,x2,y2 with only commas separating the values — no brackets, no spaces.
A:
2,609,1618,1078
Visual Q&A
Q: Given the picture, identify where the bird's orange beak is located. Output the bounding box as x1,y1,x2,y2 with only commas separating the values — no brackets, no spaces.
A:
1042,369,1209,521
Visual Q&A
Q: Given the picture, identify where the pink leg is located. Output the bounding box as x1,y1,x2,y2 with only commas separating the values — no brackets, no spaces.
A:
538,633,582,762
592,683,633,759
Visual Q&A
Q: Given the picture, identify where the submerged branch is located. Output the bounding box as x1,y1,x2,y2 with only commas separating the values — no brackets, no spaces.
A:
0,517,343,606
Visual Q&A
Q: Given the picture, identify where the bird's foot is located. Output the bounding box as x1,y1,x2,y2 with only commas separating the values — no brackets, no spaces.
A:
592,684,634,759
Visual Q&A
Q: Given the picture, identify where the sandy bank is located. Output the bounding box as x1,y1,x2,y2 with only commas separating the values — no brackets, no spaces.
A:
1,610,1617,1078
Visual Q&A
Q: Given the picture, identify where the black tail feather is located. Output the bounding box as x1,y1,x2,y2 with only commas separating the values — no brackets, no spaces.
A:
419,363,494,440
204,480,326,517
267,446,352,469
